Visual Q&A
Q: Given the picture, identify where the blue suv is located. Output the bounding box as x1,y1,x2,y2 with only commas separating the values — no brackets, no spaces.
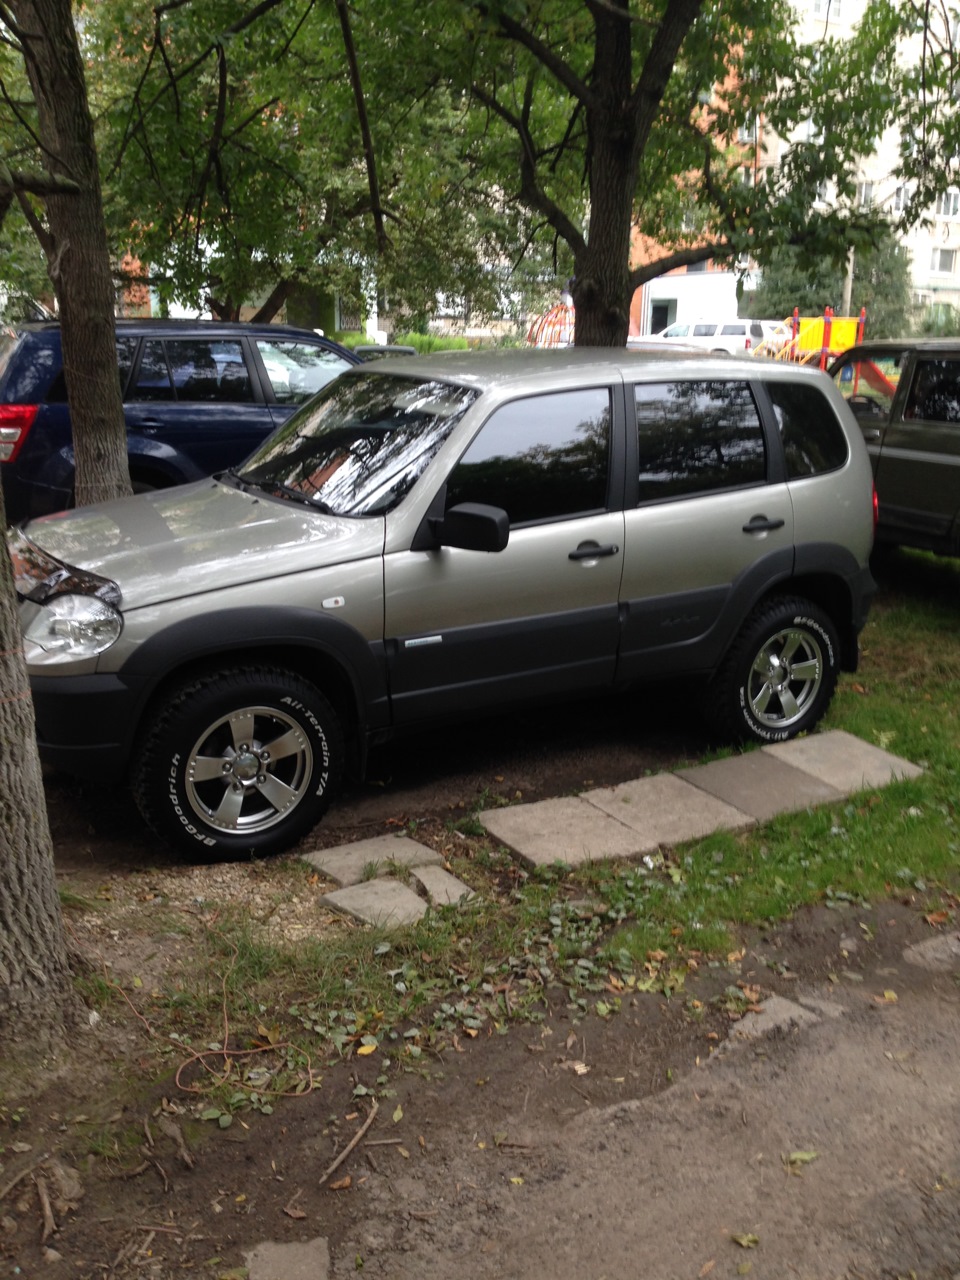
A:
0,319,359,525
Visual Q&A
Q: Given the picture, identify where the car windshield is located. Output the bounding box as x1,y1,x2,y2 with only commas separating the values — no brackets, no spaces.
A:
236,370,480,516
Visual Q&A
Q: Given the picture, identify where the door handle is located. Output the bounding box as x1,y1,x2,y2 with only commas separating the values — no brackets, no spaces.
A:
569,543,620,560
742,515,785,533
862,428,882,441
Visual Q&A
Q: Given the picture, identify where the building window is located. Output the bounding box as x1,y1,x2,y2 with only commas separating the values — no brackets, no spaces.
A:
931,248,957,274
856,182,874,208
737,118,756,144
739,164,755,187
813,0,841,17
935,189,960,217
893,185,908,212
814,180,828,205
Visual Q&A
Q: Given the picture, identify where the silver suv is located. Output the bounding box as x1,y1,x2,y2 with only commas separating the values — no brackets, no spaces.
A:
11,349,876,860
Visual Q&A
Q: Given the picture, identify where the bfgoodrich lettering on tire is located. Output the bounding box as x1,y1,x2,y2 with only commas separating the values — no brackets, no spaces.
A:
707,596,840,744
132,667,343,861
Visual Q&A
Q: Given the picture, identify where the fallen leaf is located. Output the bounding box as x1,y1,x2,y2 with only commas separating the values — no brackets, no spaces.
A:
397,1147,410,1159
699,1260,716,1276
925,910,951,927
329,1176,352,1191
393,1104,403,1123
785,1150,819,1167
356,1044,377,1056
509,1176,523,1185
873,990,898,1004
731,1233,759,1248
284,1204,307,1220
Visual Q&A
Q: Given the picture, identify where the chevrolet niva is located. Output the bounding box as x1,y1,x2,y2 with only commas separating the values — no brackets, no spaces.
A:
11,348,876,860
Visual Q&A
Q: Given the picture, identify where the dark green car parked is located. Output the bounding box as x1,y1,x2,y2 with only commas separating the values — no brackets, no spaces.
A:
830,340,960,556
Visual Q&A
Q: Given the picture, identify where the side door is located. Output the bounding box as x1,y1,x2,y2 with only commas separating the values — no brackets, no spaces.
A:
124,337,270,479
872,355,960,547
383,385,626,724
616,377,794,682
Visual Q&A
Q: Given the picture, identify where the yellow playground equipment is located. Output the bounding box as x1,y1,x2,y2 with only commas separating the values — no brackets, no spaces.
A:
755,307,867,367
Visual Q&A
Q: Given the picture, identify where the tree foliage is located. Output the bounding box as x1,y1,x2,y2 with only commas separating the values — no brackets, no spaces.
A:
746,229,916,338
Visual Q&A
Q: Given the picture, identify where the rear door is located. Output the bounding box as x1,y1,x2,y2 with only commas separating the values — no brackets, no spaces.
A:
616,377,794,680
124,336,269,478
383,385,626,724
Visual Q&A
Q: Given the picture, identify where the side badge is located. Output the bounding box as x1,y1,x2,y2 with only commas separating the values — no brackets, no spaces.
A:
322,596,345,609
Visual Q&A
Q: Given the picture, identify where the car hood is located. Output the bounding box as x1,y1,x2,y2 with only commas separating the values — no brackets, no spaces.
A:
19,479,386,610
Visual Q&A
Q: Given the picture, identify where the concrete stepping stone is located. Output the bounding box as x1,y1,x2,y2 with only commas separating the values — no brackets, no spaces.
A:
763,728,923,793
582,772,754,848
412,864,476,906
302,834,442,887
245,1237,329,1280
678,750,844,823
482,795,647,868
322,878,427,927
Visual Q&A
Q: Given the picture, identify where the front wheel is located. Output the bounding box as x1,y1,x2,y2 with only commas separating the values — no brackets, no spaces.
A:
132,667,343,861
707,597,840,744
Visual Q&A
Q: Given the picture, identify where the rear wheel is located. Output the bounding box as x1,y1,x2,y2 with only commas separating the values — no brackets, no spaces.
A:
132,666,343,861
707,596,839,744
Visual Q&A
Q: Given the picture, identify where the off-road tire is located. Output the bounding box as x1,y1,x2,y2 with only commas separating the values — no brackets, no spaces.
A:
707,596,839,744
132,666,343,861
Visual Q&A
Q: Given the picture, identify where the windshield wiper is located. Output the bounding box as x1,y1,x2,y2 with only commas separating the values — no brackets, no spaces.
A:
270,481,334,514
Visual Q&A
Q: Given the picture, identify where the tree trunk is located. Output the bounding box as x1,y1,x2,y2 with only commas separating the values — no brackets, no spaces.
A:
0,481,79,1054
572,2,636,346
10,0,131,509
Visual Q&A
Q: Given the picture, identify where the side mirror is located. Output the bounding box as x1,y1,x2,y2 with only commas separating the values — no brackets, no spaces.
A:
432,502,509,552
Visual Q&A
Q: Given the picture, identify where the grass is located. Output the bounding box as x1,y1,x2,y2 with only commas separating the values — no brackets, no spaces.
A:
63,547,960,1121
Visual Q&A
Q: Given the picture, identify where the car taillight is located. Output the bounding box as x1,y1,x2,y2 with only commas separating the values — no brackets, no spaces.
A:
872,482,879,534
745,338,751,350
0,405,39,463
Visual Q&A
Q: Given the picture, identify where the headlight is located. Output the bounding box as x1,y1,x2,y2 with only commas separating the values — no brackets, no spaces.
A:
23,594,122,663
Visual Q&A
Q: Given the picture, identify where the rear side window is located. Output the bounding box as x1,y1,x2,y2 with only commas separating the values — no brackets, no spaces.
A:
445,387,611,525
692,323,717,337
634,380,766,501
721,324,746,336
766,381,848,477
48,334,141,403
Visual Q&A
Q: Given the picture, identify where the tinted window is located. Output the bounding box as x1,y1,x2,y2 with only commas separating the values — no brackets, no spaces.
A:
662,324,689,337
162,338,252,403
256,340,352,406
692,323,717,337
767,381,848,477
48,335,143,403
831,349,907,421
904,358,960,424
721,324,746,336
131,339,174,401
634,380,766,501
445,388,611,525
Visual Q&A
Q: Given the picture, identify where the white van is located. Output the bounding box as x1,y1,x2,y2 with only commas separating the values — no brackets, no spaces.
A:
642,318,766,355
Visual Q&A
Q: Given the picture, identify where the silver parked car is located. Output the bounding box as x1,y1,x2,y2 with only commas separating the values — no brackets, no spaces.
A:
11,349,876,860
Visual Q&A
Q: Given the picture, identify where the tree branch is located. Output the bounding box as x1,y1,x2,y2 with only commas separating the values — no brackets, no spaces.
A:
471,82,586,257
628,241,726,292
629,0,706,164
335,0,387,253
477,2,599,113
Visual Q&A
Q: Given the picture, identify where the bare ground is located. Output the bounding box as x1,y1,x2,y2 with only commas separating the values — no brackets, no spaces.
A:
3,686,960,1279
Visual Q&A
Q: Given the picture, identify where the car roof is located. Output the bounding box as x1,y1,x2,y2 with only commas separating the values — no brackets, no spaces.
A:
14,319,345,342
345,346,833,392
835,340,960,356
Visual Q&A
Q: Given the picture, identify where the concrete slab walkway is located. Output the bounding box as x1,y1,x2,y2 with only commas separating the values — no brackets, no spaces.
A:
303,729,922,924
481,729,922,869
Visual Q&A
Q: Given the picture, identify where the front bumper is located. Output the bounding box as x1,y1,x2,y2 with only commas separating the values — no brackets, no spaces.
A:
30,671,147,782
